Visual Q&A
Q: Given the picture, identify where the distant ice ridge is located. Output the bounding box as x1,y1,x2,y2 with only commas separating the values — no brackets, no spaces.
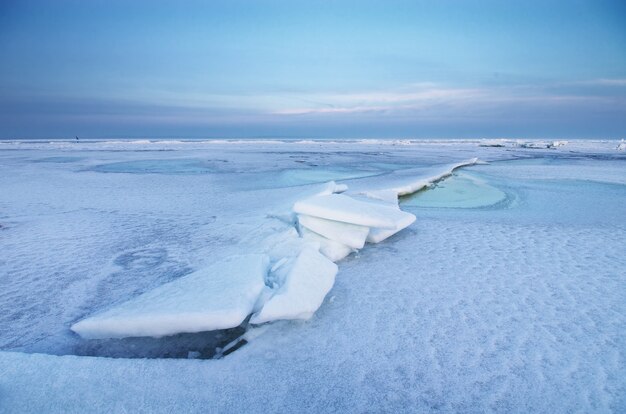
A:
3,138,625,155
71,159,479,340
518,140,568,149
479,139,569,149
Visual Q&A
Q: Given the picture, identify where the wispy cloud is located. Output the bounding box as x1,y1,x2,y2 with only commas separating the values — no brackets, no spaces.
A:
572,78,626,86
271,85,486,115
268,80,626,117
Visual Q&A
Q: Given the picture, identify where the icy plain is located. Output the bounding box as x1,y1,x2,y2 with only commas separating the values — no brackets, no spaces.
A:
0,138,624,413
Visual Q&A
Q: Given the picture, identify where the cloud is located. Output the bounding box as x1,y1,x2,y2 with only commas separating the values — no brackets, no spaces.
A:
573,78,626,86
270,85,486,115
267,80,626,117
2,78,625,138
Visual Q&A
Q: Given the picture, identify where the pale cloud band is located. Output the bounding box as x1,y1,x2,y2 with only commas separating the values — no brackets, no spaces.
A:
1,78,625,139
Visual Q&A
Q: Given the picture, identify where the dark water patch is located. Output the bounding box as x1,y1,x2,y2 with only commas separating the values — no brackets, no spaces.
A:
73,323,247,359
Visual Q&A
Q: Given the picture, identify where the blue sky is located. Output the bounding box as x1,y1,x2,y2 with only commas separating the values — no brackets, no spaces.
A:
1,0,625,138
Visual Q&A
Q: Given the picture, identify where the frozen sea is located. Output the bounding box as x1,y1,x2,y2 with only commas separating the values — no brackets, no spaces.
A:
0,138,624,413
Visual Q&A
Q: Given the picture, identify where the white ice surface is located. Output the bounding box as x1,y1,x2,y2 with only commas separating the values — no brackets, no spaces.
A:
1,139,624,413
250,247,338,324
71,255,270,339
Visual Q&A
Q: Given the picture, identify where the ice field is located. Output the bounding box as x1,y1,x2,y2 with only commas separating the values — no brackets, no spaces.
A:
0,138,625,412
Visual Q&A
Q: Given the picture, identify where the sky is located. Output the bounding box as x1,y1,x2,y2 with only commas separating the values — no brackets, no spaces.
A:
0,0,625,139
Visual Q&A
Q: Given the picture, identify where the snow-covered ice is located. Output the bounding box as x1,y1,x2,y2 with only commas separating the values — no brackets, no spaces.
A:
0,138,624,413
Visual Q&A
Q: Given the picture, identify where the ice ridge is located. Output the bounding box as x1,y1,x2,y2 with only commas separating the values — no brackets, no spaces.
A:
71,159,479,340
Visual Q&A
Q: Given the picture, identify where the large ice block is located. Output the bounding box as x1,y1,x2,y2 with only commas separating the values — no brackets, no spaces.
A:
293,193,405,229
300,227,353,262
71,254,270,339
250,247,338,324
366,213,416,243
298,214,370,249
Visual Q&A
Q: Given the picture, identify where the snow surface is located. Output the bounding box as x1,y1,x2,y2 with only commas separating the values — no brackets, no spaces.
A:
0,139,624,413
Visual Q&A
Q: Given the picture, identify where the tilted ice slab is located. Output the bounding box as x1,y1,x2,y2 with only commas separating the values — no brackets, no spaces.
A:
293,193,415,229
267,180,348,224
366,212,417,243
298,214,370,249
71,255,270,339
250,247,338,324
299,227,354,262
